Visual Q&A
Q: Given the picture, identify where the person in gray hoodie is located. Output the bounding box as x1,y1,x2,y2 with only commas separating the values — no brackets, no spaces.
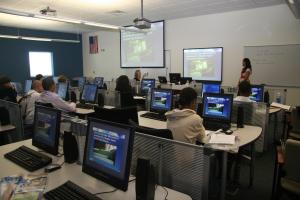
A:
165,87,207,144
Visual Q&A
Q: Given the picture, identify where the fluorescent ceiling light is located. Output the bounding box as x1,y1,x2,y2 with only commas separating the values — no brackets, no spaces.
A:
36,15,81,24
0,34,19,39
0,34,80,43
22,36,52,42
82,21,119,29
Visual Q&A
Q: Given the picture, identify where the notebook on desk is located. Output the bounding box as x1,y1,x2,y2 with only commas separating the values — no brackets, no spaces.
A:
202,93,233,131
140,88,173,121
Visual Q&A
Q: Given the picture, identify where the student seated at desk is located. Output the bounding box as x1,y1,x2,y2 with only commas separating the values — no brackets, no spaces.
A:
116,75,136,107
165,87,208,144
234,80,254,102
0,75,17,103
37,77,76,112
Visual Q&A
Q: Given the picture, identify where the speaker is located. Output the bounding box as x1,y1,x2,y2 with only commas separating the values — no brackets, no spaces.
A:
70,91,77,103
237,106,244,128
63,131,79,163
264,90,270,106
135,158,155,200
97,93,104,107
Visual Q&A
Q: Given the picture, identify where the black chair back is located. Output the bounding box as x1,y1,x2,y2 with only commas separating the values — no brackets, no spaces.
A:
70,91,77,103
35,102,53,108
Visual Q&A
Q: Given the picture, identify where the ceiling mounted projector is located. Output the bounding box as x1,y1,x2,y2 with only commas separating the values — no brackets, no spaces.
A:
134,0,151,29
40,6,57,16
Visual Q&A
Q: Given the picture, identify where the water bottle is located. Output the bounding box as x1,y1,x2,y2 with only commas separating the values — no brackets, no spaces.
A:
276,92,281,103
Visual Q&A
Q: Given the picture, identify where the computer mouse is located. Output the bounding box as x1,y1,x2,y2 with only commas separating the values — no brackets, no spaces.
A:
222,130,233,135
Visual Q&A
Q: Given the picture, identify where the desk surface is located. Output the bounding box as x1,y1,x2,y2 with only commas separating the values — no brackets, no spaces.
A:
75,105,115,115
138,111,262,148
0,140,192,200
0,124,16,133
269,107,282,114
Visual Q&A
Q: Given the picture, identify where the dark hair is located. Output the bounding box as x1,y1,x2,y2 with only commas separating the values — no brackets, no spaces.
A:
179,87,197,107
238,80,251,96
0,75,11,86
42,77,55,91
115,75,132,93
242,58,252,73
35,74,44,80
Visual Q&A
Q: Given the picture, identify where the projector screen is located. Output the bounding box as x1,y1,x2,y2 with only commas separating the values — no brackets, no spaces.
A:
120,21,164,68
183,47,223,82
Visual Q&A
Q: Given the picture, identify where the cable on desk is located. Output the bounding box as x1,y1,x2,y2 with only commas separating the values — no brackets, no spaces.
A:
93,188,118,195
129,178,136,182
161,186,168,200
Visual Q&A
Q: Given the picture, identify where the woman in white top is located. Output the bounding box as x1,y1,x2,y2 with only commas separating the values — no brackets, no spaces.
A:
239,58,252,83
165,87,207,144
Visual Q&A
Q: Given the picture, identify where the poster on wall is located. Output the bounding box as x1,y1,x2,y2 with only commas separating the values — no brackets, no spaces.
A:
89,36,98,54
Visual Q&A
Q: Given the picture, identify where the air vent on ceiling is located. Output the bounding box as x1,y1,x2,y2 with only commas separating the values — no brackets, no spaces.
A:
109,10,126,16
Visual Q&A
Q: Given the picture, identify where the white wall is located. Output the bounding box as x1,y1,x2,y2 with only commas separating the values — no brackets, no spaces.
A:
83,4,300,105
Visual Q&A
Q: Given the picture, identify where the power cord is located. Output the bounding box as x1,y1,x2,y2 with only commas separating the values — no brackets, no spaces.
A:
161,186,169,200
93,188,118,196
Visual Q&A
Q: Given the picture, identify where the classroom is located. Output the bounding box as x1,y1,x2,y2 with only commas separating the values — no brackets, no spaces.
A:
0,1,300,200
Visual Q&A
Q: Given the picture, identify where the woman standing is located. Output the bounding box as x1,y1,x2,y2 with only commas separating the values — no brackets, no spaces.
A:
239,58,252,83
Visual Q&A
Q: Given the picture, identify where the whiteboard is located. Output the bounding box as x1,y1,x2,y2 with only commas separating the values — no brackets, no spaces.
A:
244,44,300,87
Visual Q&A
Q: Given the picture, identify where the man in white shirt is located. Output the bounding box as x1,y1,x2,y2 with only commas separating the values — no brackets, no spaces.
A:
23,80,43,125
234,80,254,102
38,77,76,112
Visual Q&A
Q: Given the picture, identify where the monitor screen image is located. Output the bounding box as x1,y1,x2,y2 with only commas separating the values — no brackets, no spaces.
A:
94,77,104,87
24,80,32,94
83,118,134,191
151,89,172,112
183,47,223,82
57,83,68,100
73,77,86,89
169,73,181,84
32,105,61,155
250,85,264,102
202,83,221,97
141,79,155,95
202,93,232,121
81,84,98,103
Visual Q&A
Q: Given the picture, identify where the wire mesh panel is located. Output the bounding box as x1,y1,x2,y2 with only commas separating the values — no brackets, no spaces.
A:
232,102,268,152
0,99,24,141
131,132,212,200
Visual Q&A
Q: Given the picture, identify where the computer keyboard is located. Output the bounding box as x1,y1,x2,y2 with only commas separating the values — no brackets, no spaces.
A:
76,103,95,109
140,112,167,121
44,181,103,200
203,121,230,131
4,145,52,172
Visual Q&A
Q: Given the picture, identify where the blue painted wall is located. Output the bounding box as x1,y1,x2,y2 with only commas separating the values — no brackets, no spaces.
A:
0,26,83,83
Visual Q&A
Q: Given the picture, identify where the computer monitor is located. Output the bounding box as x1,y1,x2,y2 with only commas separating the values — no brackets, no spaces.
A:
201,82,221,97
82,118,135,191
80,84,98,104
94,77,104,87
141,79,155,96
73,77,86,89
11,82,23,95
57,83,68,100
202,93,233,123
158,76,167,84
24,80,32,94
32,105,61,155
250,85,264,102
180,77,192,84
169,73,181,84
150,88,173,113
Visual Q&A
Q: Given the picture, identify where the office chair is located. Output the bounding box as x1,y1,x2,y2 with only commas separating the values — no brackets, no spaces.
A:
92,106,138,125
35,102,53,108
129,119,173,140
287,106,300,141
0,107,10,125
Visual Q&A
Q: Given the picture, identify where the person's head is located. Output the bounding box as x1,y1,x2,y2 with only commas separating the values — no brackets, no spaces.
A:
42,77,55,92
58,75,67,83
134,70,141,81
0,75,12,88
116,75,131,93
242,58,252,70
35,74,44,81
238,80,252,97
32,80,43,93
178,87,198,110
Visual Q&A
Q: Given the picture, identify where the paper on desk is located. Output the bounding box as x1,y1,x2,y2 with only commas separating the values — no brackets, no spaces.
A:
208,133,236,145
270,102,291,111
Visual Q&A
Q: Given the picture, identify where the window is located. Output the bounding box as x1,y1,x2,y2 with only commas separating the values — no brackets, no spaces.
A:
29,52,54,77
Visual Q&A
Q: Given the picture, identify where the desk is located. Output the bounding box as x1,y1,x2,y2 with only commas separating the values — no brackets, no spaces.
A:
75,105,115,115
138,111,262,200
0,140,192,200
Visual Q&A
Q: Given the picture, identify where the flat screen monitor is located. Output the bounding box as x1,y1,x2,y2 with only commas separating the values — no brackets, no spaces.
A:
158,76,167,84
32,105,61,155
169,73,181,84
150,88,172,113
73,77,86,89
140,79,155,96
180,77,192,84
250,85,264,102
94,77,104,87
202,93,233,123
80,84,98,104
24,80,32,94
11,82,23,95
57,83,68,100
120,20,165,68
82,118,135,191
201,82,221,97
183,47,223,82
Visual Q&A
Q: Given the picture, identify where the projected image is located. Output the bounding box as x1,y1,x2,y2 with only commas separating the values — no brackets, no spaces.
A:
250,87,263,102
126,40,153,63
151,90,172,111
204,96,231,119
82,85,97,102
183,48,222,81
34,112,56,146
